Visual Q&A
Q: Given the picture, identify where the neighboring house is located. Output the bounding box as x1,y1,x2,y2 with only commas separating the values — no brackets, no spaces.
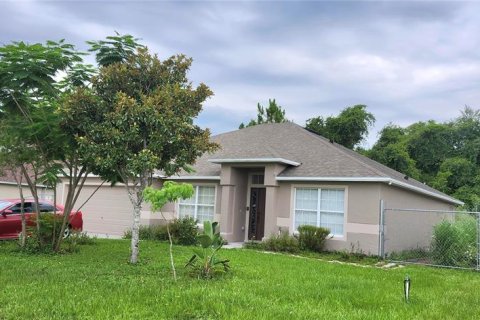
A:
0,170,53,200
59,122,462,253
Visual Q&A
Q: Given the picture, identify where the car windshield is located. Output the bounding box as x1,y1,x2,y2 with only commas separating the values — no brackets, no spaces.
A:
0,201,13,211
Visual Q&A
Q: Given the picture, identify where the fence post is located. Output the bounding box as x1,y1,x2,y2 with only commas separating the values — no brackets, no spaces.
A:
378,200,385,259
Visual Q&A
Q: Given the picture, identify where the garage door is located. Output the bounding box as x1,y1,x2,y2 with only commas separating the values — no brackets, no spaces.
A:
71,185,133,237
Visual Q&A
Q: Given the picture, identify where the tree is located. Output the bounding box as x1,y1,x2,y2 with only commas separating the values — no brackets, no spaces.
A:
365,107,480,210
70,42,218,263
406,121,454,180
306,104,375,149
144,182,194,280
0,40,91,251
87,32,144,67
368,124,420,179
239,99,287,128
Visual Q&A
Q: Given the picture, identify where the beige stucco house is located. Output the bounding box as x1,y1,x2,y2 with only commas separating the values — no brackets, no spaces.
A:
0,171,52,200
58,122,461,254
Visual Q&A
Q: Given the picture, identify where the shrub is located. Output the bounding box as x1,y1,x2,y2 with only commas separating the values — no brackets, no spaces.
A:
431,214,477,268
21,214,96,253
123,224,168,240
61,232,97,253
263,232,300,253
22,213,63,253
170,216,198,245
297,225,330,252
243,240,266,250
123,217,198,245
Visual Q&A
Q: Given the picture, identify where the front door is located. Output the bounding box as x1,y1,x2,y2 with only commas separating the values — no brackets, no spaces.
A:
248,188,266,240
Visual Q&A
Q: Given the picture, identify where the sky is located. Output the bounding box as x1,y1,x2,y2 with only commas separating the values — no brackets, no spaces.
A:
1,0,480,147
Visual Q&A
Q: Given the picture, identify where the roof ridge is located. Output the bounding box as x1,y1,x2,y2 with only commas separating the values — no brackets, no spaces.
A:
296,126,387,177
211,122,296,138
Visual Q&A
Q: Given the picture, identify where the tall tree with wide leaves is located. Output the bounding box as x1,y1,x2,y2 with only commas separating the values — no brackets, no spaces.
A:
306,104,375,149
68,40,218,263
0,40,85,249
239,99,287,128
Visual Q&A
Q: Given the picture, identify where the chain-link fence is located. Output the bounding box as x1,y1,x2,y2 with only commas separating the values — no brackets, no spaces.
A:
379,204,480,271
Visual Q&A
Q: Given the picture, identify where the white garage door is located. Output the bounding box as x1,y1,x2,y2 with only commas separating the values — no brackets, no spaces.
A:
72,185,133,237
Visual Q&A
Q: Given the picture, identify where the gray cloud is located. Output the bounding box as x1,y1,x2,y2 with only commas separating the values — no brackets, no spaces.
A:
1,0,479,146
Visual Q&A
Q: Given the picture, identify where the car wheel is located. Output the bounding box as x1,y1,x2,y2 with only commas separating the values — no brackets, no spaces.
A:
63,226,71,239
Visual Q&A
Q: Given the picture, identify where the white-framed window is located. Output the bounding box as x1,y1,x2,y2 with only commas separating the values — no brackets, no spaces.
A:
178,185,216,224
294,187,345,236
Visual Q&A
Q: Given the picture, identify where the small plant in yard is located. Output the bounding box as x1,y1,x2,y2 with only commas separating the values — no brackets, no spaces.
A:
22,213,65,253
186,221,230,279
243,240,266,250
62,232,97,253
297,225,331,252
263,231,300,253
22,214,96,254
124,224,169,241
143,182,195,280
170,217,198,245
123,218,199,245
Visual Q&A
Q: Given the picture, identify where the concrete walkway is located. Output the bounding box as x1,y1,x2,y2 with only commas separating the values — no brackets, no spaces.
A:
223,242,244,249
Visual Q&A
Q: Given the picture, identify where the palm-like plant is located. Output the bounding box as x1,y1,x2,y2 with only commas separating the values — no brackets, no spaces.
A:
186,221,230,278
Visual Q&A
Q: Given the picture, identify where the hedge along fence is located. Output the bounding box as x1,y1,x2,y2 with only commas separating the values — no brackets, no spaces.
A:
383,206,480,270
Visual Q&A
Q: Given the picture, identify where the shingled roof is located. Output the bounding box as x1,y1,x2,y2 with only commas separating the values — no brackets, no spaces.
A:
173,122,461,205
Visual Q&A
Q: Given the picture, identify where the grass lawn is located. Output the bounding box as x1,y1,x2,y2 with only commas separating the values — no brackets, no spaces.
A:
0,239,479,319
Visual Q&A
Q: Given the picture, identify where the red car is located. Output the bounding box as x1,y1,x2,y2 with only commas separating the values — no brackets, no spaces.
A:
0,199,83,239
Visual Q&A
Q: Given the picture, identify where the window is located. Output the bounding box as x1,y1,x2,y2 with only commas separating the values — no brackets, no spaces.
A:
178,186,216,224
294,188,345,236
0,201,13,211
9,202,34,214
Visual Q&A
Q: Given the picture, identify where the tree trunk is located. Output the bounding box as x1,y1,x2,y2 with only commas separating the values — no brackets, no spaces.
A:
52,187,57,248
17,184,26,248
130,203,142,264
54,185,75,252
125,172,148,264
33,192,42,248
12,171,26,248
161,211,177,281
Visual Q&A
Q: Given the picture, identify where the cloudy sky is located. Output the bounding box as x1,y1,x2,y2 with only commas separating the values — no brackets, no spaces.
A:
1,1,480,146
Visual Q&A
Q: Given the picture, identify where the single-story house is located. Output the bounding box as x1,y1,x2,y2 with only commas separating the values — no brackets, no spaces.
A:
58,122,462,254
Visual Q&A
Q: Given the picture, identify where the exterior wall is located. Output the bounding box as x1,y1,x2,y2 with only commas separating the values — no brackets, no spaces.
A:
272,181,457,255
0,183,53,200
219,166,250,242
274,182,382,255
380,184,455,254
54,173,458,254
263,164,287,238
57,177,160,237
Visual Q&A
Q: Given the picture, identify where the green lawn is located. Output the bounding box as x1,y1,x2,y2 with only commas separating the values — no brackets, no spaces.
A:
0,239,479,319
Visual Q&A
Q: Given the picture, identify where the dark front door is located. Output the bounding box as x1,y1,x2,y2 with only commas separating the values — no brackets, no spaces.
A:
248,188,266,240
